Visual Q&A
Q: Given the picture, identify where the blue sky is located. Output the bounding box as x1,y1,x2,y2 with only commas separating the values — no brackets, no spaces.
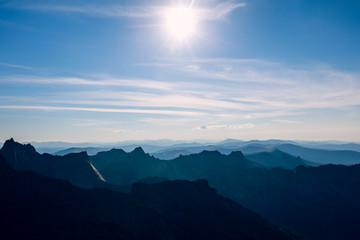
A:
0,0,359,143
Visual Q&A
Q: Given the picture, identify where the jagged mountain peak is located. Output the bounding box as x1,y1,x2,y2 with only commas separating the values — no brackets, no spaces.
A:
131,146,146,156
0,138,105,188
98,148,127,157
193,149,222,158
200,149,222,155
229,150,246,159
245,149,308,170
63,151,89,159
2,138,37,155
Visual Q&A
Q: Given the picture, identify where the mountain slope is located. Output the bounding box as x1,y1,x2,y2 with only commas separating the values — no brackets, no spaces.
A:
0,138,105,188
130,179,300,240
245,149,310,169
91,146,360,240
91,148,256,186
91,147,162,186
54,147,111,156
277,144,360,165
152,140,360,163
0,154,299,240
234,164,360,240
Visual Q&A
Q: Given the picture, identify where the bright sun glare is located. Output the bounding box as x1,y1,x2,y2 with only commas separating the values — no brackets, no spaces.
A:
165,7,197,40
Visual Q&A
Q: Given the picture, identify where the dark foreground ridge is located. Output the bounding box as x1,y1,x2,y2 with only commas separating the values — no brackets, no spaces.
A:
0,153,300,240
4,139,360,239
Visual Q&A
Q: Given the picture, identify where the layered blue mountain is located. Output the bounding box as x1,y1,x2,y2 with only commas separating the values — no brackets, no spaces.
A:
91,148,256,186
46,139,360,166
3,138,360,239
0,153,299,240
53,147,111,156
0,138,105,188
153,142,360,165
276,144,360,165
91,146,360,240
295,142,360,152
245,149,312,170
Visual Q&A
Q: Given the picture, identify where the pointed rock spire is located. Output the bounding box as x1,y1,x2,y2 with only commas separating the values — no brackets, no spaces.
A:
131,146,146,156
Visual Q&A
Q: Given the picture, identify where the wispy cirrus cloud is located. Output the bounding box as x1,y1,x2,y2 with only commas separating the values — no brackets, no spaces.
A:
194,123,255,130
2,57,360,123
0,62,34,70
197,1,246,20
142,58,295,84
5,76,174,91
5,0,246,21
72,119,116,127
272,119,302,124
0,91,260,113
12,4,156,18
144,57,360,110
2,57,360,130
0,105,206,117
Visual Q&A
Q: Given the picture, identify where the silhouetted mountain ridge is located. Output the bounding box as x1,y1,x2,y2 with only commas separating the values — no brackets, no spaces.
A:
91,148,256,186
0,153,299,240
276,143,360,165
246,149,312,169
3,138,360,239
91,145,360,240
54,147,111,156
152,141,360,165
0,138,105,188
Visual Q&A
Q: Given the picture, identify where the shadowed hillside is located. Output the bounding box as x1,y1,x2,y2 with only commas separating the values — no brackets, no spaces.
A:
3,139,360,240
91,146,360,240
0,138,105,188
0,153,299,240
277,144,360,165
91,148,256,186
245,149,310,169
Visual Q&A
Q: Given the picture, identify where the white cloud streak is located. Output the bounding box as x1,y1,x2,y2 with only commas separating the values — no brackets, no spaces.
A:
2,58,360,124
0,62,34,70
16,4,157,18
0,105,206,117
195,123,255,130
272,119,302,124
5,76,173,91
197,2,246,20
6,1,245,21
143,57,360,111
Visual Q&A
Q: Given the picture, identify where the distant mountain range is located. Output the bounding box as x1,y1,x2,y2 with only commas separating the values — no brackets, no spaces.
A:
90,148,259,187
37,138,360,165
151,142,360,165
23,139,207,154
12,138,359,155
276,144,360,165
0,153,299,240
89,145,360,240
245,149,315,169
54,147,111,156
2,138,360,239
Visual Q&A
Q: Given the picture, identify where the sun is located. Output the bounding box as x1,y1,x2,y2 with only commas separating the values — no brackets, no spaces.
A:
165,6,197,41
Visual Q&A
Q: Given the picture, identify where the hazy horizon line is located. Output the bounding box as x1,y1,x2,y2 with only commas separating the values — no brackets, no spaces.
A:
1,137,359,145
